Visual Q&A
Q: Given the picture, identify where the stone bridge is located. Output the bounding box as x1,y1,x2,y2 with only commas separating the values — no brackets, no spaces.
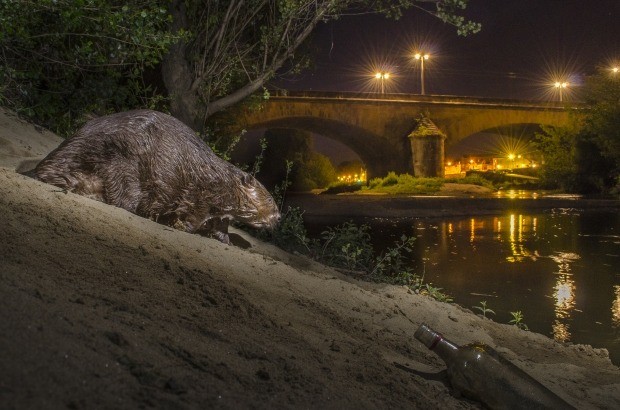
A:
240,91,576,178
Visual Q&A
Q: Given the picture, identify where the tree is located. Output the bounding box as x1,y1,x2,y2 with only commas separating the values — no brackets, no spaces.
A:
1,1,479,134
0,0,178,135
534,124,580,191
259,128,337,191
580,70,620,178
296,152,338,190
163,0,480,129
534,69,620,194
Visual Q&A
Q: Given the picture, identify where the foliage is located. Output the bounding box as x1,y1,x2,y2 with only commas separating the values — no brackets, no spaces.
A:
508,311,529,331
265,210,452,302
533,69,620,194
575,70,620,193
534,125,580,191
272,160,294,211
0,0,180,135
260,128,337,191
319,221,374,270
472,300,495,318
370,235,416,279
365,172,445,194
270,206,314,254
580,70,620,167
1,0,480,134
169,0,480,124
294,152,338,191
447,174,496,190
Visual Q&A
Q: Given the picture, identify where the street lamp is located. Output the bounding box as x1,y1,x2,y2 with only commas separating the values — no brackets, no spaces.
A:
554,81,569,102
375,72,390,94
414,52,430,95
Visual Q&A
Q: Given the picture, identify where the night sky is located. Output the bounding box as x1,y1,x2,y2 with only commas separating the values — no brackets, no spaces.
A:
274,0,620,101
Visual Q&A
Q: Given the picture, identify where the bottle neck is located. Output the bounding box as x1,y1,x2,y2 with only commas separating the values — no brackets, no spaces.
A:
414,324,459,364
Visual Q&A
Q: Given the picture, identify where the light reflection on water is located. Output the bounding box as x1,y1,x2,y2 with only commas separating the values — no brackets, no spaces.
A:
306,210,620,365
613,286,620,328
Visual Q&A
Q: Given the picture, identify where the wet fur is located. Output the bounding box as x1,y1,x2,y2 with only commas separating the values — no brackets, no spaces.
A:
33,110,280,244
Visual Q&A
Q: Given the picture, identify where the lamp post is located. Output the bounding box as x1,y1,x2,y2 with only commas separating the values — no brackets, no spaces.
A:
554,81,569,102
375,72,390,94
414,53,430,95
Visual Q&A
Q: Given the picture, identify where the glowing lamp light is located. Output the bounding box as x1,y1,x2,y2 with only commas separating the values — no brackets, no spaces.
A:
413,52,430,95
374,72,390,94
554,81,569,102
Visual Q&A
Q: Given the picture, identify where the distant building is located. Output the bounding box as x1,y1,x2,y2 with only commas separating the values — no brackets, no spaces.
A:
446,154,538,176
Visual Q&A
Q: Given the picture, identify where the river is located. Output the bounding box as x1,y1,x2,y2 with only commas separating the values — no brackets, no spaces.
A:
299,200,620,365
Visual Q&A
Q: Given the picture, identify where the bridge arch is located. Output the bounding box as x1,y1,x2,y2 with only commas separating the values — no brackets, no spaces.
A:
240,91,577,177
243,116,410,178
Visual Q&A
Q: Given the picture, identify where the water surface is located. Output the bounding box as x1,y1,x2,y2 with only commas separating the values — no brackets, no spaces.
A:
305,209,620,365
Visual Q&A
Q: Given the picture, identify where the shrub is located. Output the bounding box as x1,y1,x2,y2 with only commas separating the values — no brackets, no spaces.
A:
363,173,444,195
319,221,374,271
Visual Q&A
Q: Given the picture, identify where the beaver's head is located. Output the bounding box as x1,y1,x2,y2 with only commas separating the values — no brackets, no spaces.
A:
232,174,280,230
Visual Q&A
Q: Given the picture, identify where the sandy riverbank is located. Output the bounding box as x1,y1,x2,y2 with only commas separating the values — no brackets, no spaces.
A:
1,107,619,409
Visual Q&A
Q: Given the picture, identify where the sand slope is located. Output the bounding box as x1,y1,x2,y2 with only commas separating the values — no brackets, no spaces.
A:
1,108,619,409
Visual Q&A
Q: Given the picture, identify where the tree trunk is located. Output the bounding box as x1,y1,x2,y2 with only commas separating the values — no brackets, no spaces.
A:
161,0,202,130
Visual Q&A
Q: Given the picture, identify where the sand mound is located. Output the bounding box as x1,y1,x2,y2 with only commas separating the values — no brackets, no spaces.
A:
1,108,619,409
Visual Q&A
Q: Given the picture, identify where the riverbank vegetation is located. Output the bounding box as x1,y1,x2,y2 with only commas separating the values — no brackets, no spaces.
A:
323,172,496,195
365,172,495,194
534,69,620,196
266,206,453,302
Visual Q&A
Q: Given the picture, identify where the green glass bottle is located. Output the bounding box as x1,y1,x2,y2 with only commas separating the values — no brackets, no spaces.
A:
414,324,575,409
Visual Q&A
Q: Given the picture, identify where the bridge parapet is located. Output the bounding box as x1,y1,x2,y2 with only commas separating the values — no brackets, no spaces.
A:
268,90,577,111
241,91,578,178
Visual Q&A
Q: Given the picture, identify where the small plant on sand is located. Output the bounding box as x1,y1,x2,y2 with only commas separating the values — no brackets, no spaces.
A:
419,283,453,303
473,301,496,318
370,235,416,279
509,310,529,330
250,137,268,177
272,160,294,210
319,221,373,271
270,206,313,254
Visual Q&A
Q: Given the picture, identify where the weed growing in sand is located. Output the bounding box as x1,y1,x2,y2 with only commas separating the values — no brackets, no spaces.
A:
319,221,373,271
270,206,314,254
317,224,453,303
509,310,529,331
272,160,293,211
266,211,452,302
473,301,496,318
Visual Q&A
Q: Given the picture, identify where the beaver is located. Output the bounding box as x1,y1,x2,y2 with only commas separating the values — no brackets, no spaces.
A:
33,109,280,244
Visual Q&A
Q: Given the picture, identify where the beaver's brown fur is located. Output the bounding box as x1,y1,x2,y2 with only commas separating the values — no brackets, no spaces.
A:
33,109,280,244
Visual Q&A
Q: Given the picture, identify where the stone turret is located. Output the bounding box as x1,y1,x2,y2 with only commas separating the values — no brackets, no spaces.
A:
408,116,446,177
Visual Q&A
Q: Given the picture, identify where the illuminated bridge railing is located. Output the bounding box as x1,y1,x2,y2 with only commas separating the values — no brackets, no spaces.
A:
267,90,579,110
